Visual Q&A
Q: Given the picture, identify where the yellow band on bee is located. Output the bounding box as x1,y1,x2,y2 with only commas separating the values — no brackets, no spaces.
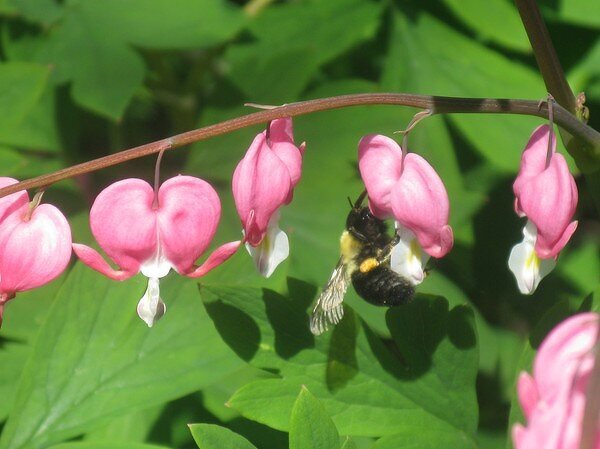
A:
359,258,379,273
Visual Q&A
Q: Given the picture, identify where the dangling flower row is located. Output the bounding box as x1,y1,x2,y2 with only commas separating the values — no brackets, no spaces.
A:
73,118,306,326
355,124,578,295
0,118,305,328
0,118,579,328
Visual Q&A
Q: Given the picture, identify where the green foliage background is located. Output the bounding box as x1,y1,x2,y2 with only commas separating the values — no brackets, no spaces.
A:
0,0,598,448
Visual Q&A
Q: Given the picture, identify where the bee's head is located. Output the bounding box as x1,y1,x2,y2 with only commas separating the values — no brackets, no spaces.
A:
346,193,387,242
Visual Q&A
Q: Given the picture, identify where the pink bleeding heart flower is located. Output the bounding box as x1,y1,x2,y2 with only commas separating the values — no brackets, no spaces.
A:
232,118,305,277
508,125,578,294
73,175,240,326
358,134,453,285
0,179,72,326
512,312,600,449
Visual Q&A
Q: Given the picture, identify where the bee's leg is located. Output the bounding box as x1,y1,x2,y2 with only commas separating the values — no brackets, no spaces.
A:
376,233,401,265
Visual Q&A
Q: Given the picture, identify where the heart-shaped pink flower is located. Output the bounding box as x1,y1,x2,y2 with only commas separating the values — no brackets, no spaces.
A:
0,180,72,326
358,134,453,285
513,125,578,259
73,175,239,326
358,134,453,258
508,125,578,295
232,118,305,277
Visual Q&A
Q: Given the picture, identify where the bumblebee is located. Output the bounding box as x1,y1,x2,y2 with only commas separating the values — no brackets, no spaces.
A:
310,192,415,335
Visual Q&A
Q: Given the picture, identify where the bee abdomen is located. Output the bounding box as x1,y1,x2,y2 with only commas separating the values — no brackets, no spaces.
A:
351,266,414,307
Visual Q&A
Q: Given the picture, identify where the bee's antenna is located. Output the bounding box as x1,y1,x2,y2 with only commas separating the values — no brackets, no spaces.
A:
347,196,354,208
354,190,368,208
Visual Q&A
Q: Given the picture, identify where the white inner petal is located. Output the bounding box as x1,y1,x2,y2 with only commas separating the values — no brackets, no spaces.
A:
137,277,167,327
508,221,556,295
245,213,289,278
140,234,172,279
390,223,429,286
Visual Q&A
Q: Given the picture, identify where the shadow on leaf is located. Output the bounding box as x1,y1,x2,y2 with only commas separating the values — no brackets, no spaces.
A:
203,298,260,363
326,309,359,392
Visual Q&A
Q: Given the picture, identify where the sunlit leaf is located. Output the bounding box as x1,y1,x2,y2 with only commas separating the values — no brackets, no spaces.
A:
202,284,478,444
0,263,243,449
189,423,258,449
289,387,341,449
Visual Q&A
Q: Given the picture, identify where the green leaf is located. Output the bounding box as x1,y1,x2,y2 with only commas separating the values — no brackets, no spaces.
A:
0,263,243,449
0,343,29,422
189,423,258,449
383,10,543,172
248,0,381,65
48,443,170,449
225,0,381,100
568,39,600,95
558,0,600,28
0,90,61,153
0,270,66,342
35,11,145,120
199,365,275,422
0,147,62,178
83,405,164,443
289,387,341,449
340,437,358,449
24,0,244,120
201,284,478,443
385,298,479,434
77,0,245,50
556,239,600,296
9,0,64,25
226,45,320,103
0,62,49,139
372,427,478,449
441,0,530,52
418,271,523,398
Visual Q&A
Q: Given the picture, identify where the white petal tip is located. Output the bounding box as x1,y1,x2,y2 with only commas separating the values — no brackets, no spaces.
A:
390,230,429,286
137,297,166,327
508,226,556,296
247,223,289,278
137,277,167,327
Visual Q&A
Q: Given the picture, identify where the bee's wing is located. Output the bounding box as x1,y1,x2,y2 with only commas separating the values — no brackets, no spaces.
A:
310,258,350,335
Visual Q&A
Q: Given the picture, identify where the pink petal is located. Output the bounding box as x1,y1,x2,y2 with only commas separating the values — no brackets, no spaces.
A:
524,398,570,449
0,204,72,294
88,179,158,274
269,117,295,143
514,126,556,188
513,126,551,216
512,423,526,449
0,177,29,224
157,175,222,274
185,240,241,278
232,133,293,245
268,118,304,187
517,153,578,259
390,153,454,258
517,372,539,420
358,134,403,219
534,313,598,403
72,244,136,281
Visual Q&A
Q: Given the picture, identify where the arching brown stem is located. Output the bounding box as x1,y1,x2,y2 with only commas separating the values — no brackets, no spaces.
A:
0,93,598,199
